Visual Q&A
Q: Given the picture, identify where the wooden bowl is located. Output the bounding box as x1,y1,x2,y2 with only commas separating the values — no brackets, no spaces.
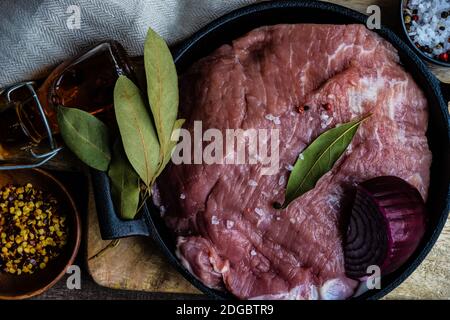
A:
0,169,81,300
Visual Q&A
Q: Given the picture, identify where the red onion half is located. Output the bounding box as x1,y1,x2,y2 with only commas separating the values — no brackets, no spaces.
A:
344,176,427,279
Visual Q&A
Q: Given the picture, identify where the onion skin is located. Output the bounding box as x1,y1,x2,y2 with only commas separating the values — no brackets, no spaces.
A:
344,176,427,279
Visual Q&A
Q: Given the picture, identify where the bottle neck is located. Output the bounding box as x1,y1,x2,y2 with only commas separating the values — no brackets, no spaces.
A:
129,56,146,90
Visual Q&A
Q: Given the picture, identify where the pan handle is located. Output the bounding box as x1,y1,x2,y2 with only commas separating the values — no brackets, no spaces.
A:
91,170,151,240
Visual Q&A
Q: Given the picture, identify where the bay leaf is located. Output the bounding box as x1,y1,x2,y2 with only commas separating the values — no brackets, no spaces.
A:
279,114,372,209
114,75,160,187
154,118,185,180
57,106,111,171
108,140,141,220
144,27,179,165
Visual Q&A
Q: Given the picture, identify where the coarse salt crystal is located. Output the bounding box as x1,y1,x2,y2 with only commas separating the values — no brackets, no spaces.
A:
406,0,450,58
211,215,220,225
276,216,281,221
254,208,265,217
290,218,296,224
180,193,186,199
226,220,235,229
320,112,333,128
298,153,304,160
265,113,281,125
250,249,257,256
285,164,294,171
159,205,166,217
346,144,353,154
248,180,258,187
278,175,285,186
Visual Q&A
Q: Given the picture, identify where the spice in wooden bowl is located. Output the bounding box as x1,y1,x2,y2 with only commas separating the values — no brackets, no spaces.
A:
0,183,68,275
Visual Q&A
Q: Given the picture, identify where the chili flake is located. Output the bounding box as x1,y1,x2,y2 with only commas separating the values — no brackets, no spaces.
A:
0,184,68,275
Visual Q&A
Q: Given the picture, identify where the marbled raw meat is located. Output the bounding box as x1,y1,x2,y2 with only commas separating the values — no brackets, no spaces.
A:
156,24,431,299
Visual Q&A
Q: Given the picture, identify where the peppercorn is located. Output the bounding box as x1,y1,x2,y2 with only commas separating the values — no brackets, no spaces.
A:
439,52,449,62
297,105,310,114
442,11,449,19
412,9,418,15
404,15,412,24
412,15,419,22
439,26,446,31
323,103,332,111
423,46,433,54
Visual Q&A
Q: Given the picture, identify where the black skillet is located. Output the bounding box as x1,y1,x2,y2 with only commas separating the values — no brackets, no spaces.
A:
92,0,450,300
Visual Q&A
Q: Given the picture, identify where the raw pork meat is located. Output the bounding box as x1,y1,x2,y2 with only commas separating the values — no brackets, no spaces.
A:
156,24,431,299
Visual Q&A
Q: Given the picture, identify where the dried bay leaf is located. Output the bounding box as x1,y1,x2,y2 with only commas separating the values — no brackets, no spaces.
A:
109,140,141,220
57,106,111,171
279,114,372,209
154,118,185,180
114,75,160,187
144,28,179,165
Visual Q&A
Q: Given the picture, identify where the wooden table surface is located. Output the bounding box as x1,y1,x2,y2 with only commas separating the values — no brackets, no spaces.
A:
34,0,449,300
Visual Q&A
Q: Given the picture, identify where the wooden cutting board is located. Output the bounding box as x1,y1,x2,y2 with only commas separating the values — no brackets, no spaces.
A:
86,0,450,298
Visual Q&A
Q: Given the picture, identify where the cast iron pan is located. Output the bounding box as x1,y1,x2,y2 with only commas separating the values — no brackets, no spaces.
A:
92,0,450,300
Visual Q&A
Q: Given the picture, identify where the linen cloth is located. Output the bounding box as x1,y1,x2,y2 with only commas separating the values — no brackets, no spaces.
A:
0,0,263,86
